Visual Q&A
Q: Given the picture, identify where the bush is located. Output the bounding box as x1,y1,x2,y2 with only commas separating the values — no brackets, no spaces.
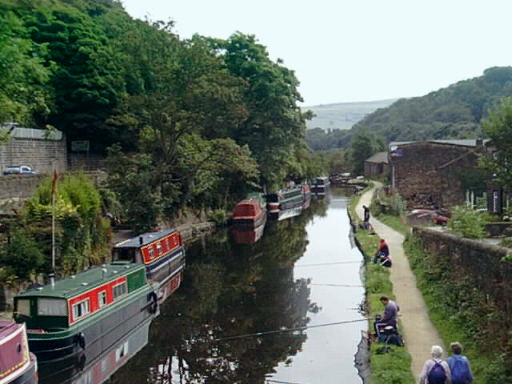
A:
208,209,229,226
0,229,45,281
448,206,487,239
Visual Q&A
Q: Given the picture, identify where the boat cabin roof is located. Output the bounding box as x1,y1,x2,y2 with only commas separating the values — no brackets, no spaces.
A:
16,263,145,299
113,229,177,249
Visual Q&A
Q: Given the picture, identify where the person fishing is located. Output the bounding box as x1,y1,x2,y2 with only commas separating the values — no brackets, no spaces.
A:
373,238,391,267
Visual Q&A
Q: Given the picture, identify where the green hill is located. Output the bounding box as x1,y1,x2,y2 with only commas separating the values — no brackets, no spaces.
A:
303,99,397,130
352,67,512,142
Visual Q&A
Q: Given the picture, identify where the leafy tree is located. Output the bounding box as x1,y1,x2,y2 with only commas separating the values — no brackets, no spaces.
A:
0,228,45,282
481,98,512,187
0,9,52,125
349,132,385,175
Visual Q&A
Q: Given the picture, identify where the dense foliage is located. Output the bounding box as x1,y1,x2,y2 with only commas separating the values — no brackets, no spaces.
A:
2,0,319,229
352,67,512,142
447,206,487,239
306,67,512,153
481,97,512,187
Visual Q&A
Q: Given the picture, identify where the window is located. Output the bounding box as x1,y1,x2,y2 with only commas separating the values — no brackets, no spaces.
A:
38,298,67,316
72,299,90,320
113,282,127,300
148,247,155,260
98,291,107,308
156,242,162,255
16,299,31,317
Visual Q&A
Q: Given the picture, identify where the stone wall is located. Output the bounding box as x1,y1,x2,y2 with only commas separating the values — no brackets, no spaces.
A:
413,227,512,320
0,137,67,174
390,142,479,209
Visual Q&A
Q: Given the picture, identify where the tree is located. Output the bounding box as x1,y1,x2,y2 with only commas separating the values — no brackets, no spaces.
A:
349,132,385,175
481,97,512,187
0,10,52,126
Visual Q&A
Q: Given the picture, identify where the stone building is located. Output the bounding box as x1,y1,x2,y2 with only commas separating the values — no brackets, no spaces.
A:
389,139,489,209
364,151,389,178
0,124,66,174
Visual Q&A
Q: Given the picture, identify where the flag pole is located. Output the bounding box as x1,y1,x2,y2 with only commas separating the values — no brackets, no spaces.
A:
51,169,58,275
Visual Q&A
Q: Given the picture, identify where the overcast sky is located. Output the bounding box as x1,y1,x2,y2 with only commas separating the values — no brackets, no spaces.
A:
122,0,512,106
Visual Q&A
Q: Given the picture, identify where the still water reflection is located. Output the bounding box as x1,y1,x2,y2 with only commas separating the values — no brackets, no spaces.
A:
99,191,365,384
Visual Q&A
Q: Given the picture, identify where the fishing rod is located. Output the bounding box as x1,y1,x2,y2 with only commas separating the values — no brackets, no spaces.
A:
294,260,362,267
310,283,364,287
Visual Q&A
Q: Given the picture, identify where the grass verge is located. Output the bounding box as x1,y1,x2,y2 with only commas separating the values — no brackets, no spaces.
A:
349,190,415,384
375,214,409,236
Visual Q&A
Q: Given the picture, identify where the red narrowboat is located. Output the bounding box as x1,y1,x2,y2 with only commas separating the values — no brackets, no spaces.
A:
112,229,186,304
232,198,267,228
0,322,37,384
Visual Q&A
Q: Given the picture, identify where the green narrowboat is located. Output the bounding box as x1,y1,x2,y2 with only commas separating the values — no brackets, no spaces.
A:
13,263,156,363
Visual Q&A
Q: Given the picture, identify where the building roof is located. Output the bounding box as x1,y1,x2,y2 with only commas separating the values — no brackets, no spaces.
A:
365,151,389,164
389,139,490,150
0,126,63,141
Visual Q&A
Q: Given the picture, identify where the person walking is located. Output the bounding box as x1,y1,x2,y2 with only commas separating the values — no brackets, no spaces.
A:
447,342,473,384
419,345,452,384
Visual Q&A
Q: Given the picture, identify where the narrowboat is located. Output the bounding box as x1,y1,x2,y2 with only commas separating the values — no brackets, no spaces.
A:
302,184,312,210
0,322,37,384
13,264,155,363
38,319,150,384
112,229,185,304
274,206,303,221
231,197,267,228
312,177,330,197
266,186,304,214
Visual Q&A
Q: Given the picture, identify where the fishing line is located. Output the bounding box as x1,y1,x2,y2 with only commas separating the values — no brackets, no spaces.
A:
265,379,306,384
294,260,362,267
310,283,364,287
214,318,369,342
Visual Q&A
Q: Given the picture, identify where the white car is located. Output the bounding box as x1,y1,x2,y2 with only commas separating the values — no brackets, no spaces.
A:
3,165,37,175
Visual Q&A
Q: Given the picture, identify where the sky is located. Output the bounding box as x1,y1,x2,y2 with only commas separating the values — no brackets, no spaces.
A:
122,0,512,107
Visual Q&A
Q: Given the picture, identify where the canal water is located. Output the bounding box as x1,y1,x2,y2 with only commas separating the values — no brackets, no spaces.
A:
39,191,366,384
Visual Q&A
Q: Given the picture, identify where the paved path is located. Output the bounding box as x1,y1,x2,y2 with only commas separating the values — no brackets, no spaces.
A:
356,182,444,383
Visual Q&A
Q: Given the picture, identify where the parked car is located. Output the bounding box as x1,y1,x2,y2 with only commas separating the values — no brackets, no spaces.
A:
3,165,37,175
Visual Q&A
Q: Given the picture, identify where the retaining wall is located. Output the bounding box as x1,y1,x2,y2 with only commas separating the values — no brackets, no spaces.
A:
413,227,512,320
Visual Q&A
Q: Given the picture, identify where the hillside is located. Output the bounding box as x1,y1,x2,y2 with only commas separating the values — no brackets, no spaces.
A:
351,67,512,142
303,99,397,130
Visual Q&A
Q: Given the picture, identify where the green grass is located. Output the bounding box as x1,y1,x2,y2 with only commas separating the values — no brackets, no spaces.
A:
376,213,409,236
349,190,415,384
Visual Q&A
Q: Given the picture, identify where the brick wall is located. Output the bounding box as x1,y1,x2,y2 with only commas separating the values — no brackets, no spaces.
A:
0,137,67,174
390,143,479,209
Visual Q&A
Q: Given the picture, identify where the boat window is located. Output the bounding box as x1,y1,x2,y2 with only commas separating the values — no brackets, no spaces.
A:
112,248,135,262
148,247,155,259
98,291,107,308
16,299,31,317
156,242,162,255
72,299,90,320
113,282,127,300
38,298,67,316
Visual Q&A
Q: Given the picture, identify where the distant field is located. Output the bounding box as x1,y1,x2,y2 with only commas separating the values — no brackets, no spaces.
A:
303,99,398,130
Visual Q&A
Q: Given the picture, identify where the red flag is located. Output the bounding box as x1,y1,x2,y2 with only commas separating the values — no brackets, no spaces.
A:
51,169,59,195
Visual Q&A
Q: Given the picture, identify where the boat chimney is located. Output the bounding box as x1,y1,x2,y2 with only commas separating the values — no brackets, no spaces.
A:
139,236,143,245
49,273,55,288
102,268,108,279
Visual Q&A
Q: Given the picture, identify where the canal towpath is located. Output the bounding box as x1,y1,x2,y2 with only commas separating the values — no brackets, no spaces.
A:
356,182,444,383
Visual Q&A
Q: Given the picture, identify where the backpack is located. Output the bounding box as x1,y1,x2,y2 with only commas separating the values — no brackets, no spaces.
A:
427,361,446,384
450,355,471,384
